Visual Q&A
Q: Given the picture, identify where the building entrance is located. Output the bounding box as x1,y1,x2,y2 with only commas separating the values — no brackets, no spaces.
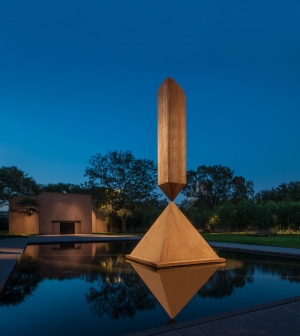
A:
60,222,75,234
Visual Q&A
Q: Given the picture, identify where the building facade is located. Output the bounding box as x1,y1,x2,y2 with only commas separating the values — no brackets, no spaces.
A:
9,192,107,234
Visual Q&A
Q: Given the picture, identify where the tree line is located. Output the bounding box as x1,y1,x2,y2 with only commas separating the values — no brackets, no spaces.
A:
1,150,300,233
181,176,300,234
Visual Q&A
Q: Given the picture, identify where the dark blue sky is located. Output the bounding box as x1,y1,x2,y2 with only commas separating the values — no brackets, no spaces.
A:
1,0,299,193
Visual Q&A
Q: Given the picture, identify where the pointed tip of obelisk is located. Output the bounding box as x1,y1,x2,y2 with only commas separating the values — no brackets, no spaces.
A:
158,182,185,201
163,76,174,82
159,77,179,90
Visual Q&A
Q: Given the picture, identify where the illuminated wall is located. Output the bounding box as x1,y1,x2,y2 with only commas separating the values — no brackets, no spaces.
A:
92,209,107,233
9,198,39,234
9,192,107,234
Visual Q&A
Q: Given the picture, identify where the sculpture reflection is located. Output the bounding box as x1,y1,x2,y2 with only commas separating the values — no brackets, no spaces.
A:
128,261,224,319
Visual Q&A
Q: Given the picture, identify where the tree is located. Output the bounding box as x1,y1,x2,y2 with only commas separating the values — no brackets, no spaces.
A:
39,182,90,194
85,151,157,232
180,198,212,230
0,166,40,214
235,200,257,231
255,201,277,234
183,165,254,210
208,213,220,232
231,176,254,205
129,198,168,232
217,200,235,233
255,181,300,204
276,200,295,233
255,188,277,204
291,202,300,232
276,182,300,202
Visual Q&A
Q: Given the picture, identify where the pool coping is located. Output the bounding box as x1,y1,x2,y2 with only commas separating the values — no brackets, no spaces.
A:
124,295,300,335
1,235,300,335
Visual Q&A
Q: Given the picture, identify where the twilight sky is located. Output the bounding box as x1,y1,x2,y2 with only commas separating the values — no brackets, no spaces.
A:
1,0,299,194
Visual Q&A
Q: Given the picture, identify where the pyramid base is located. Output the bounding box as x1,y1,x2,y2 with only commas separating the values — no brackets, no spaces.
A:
126,254,225,269
126,202,225,269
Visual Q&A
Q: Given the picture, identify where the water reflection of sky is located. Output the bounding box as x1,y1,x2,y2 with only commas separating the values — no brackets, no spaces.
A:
0,243,300,336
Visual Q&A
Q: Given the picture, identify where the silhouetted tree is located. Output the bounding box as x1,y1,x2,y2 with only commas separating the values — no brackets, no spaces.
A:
231,176,254,205
217,200,235,233
39,182,89,194
180,198,212,230
235,200,257,231
255,181,300,204
85,151,158,232
276,200,295,233
0,166,39,206
183,165,254,211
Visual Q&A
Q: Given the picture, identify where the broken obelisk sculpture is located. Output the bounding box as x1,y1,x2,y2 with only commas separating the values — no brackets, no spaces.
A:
126,77,225,268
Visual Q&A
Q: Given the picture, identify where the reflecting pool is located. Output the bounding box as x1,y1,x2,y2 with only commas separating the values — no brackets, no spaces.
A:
1,242,300,336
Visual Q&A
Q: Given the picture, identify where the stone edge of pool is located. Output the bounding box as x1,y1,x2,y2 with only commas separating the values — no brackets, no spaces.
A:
1,235,300,336
124,295,300,336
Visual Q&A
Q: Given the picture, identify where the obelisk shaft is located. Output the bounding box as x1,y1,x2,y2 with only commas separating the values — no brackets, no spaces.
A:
158,77,186,201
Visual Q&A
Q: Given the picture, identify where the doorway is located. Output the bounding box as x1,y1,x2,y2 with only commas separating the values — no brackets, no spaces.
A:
60,222,75,234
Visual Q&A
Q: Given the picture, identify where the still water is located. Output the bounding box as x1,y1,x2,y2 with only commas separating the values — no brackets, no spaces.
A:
0,242,300,336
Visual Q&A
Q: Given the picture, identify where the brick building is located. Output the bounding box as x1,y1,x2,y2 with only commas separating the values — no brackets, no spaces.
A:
9,192,107,234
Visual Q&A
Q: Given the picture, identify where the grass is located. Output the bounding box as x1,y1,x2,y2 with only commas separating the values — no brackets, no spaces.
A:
0,230,30,240
1,229,300,249
93,232,144,237
202,233,300,249
96,232,300,249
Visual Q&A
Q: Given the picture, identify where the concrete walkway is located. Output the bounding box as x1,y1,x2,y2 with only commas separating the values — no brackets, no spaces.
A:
0,238,27,294
126,296,300,336
1,236,300,335
209,241,300,259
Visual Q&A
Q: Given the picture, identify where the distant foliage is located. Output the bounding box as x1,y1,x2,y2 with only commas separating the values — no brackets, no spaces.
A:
3,161,300,234
181,167,300,233
182,165,254,211
39,182,90,194
255,181,300,203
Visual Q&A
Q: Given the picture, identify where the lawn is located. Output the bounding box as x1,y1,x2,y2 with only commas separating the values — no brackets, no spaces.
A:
93,232,144,237
96,232,300,249
0,230,30,240
1,230,300,249
201,233,300,249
